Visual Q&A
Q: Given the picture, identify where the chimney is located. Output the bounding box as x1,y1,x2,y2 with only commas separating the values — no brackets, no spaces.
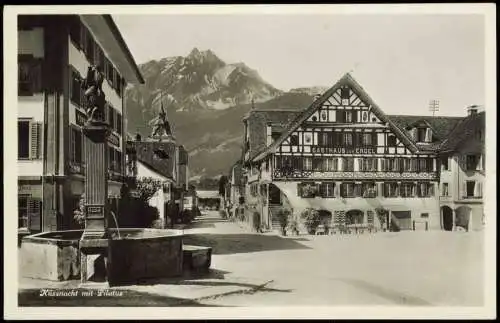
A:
313,94,321,102
467,105,479,116
135,133,142,142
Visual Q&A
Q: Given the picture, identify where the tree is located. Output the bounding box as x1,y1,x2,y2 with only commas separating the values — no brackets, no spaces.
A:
136,177,163,202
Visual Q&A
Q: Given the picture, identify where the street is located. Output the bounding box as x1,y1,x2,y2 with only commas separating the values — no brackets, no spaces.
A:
19,211,484,307
185,211,484,306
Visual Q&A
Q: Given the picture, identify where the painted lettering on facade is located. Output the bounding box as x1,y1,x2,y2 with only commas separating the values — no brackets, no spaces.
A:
311,147,376,154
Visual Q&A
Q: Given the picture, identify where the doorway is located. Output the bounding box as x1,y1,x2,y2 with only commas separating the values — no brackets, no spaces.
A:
441,206,453,231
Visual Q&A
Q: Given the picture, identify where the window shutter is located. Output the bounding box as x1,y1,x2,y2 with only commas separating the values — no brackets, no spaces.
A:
30,122,42,159
425,128,432,142
28,198,42,231
380,158,386,172
357,158,363,171
477,155,483,171
410,128,417,141
478,182,482,197
429,183,435,197
461,182,466,198
297,183,302,197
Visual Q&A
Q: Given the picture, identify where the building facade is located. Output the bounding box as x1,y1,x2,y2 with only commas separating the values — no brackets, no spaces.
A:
437,107,485,232
17,15,144,234
125,132,190,227
240,73,485,232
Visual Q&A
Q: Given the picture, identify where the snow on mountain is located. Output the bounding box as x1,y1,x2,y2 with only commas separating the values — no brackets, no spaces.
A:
125,48,321,179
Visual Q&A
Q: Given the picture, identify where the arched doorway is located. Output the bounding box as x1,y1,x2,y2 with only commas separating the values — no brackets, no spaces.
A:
346,209,364,225
441,206,453,231
455,206,471,231
318,209,333,226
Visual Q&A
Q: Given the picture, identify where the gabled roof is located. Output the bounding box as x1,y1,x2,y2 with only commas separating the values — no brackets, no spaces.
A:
245,108,302,161
439,111,485,154
134,140,177,180
252,73,419,162
388,115,463,141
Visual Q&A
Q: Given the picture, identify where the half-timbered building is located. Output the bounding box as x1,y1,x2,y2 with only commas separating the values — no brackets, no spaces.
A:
242,73,472,232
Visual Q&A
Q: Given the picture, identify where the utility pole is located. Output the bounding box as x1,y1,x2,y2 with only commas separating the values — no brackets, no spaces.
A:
429,99,439,117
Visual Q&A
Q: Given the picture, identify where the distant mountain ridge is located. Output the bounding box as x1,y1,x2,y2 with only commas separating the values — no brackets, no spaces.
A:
125,48,323,182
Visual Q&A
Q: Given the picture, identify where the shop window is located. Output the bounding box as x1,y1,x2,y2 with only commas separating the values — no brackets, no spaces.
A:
18,194,30,229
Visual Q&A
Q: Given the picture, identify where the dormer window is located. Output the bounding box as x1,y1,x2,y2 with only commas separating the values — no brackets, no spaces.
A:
412,126,432,143
417,128,427,142
271,132,281,141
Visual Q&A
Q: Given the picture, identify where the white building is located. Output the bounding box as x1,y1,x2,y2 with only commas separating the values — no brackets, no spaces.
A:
17,15,144,234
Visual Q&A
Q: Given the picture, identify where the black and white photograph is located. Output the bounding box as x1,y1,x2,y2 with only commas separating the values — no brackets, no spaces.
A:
4,4,496,320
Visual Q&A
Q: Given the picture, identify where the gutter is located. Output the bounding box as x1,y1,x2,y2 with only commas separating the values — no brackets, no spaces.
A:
102,15,145,84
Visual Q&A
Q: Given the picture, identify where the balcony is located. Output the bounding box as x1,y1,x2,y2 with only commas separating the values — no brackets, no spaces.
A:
273,169,438,181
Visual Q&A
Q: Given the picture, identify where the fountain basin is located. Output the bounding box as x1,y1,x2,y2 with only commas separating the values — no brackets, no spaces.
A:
20,228,184,283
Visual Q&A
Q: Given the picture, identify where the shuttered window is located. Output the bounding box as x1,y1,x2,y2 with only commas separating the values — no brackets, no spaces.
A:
30,122,42,159
18,120,42,160
18,194,42,231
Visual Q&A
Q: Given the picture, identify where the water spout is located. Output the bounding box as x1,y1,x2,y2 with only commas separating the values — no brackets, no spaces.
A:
110,211,121,239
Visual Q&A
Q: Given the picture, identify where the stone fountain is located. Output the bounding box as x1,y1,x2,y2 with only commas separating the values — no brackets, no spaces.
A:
20,66,198,287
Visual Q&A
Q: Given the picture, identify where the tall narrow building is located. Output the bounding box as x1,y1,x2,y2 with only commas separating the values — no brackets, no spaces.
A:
17,15,144,235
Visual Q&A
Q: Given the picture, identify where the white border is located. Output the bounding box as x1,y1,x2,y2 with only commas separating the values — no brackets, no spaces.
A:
4,4,496,320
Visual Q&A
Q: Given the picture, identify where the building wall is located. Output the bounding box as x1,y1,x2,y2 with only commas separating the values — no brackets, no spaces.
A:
18,28,45,177
137,162,171,223
439,152,484,231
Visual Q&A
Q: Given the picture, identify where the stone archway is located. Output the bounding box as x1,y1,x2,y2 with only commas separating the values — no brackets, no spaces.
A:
346,209,364,225
441,206,453,231
455,206,472,231
318,209,333,226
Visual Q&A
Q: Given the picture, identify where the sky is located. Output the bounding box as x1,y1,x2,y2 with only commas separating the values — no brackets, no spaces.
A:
113,13,485,117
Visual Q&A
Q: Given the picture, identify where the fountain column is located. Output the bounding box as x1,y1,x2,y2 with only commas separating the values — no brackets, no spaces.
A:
80,121,111,284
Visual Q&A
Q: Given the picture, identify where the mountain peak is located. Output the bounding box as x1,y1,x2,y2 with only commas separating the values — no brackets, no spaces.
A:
189,47,201,56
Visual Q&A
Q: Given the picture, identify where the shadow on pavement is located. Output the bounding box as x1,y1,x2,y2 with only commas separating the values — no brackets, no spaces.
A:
333,278,432,306
182,233,312,255
18,288,229,307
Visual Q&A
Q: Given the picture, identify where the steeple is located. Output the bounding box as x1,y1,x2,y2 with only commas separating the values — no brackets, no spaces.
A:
148,91,175,142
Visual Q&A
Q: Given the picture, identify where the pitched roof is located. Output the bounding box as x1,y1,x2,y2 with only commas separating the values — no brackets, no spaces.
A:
245,108,302,161
387,115,463,141
134,140,178,180
252,73,419,162
439,111,485,154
